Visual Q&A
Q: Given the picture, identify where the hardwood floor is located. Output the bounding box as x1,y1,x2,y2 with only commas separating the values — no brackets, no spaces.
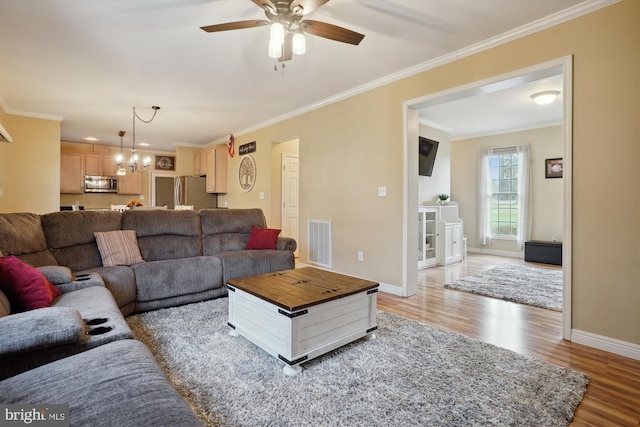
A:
376,253,640,426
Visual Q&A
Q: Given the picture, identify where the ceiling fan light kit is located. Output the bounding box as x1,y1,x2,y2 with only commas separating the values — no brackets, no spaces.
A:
200,0,364,66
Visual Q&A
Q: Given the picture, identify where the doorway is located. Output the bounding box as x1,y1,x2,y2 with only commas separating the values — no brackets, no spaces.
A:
281,153,299,257
150,172,176,208
402,56,573,339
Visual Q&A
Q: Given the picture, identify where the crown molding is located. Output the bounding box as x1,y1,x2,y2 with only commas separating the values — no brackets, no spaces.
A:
232,0,618,139
0,94,63,122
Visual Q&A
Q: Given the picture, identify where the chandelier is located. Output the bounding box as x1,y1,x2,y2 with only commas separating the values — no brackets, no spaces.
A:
115,106,160,174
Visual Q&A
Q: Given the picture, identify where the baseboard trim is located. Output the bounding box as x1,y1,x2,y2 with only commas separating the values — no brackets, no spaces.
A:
571,329,640,361
467,247,524,259
378,282,403,297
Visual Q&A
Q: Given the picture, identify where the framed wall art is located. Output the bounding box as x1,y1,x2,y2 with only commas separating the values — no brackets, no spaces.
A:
155,155,175,171
238,155,256,192
545,158,563,178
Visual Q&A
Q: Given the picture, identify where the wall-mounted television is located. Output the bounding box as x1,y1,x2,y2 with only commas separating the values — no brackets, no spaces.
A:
418,137,439,177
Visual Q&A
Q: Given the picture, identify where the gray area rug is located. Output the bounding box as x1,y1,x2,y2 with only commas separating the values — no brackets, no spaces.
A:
128,298,587,426
444,264,563,311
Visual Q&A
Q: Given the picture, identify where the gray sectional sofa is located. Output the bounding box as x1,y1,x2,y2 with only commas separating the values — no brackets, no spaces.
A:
0,208,296,426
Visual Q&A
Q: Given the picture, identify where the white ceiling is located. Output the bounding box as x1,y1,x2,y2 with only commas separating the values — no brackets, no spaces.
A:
0,0,596,152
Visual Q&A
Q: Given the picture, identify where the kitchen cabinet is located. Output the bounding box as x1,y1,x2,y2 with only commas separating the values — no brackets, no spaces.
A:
194,151,205,176
60,153,84,194
205,146,228,193
118,171,141,195
85,154,117,176
84,154,102,175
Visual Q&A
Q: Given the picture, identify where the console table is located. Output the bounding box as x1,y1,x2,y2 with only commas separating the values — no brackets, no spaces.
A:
524,240,562,265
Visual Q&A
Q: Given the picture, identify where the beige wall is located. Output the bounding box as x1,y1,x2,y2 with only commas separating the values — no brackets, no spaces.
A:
222,1,639,345
0,109,60,214
1,1,637,345
452,126,563,253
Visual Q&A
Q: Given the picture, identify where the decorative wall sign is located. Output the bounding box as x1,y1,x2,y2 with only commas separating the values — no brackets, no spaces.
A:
545,158,563,178
155,155,175,171
238,155,256,192
239,141,256,155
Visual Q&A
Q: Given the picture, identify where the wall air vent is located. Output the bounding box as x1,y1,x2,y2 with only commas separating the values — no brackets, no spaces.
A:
0,123,12,143
308,219,332,268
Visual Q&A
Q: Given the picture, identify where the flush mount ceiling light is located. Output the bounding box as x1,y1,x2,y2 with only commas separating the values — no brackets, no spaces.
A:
531,90,561,105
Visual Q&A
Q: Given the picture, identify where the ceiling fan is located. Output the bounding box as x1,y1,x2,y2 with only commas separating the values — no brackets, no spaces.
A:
200,0,365,63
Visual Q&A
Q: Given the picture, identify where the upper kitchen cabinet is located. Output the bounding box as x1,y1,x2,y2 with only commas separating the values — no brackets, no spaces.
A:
60,153,84,194
118,171,141,195
200,145,228,193
194,151,205,176
85,154,117,176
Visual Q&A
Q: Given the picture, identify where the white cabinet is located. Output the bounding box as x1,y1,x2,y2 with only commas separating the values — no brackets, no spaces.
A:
442,222,463,265
418,202,464,268
439,203,464,266
418,207,438,269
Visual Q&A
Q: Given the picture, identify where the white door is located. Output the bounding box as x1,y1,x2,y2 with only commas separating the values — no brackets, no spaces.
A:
282,154,299,257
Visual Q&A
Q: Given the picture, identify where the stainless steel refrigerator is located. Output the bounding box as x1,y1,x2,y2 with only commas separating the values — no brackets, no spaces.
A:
174,176,217,210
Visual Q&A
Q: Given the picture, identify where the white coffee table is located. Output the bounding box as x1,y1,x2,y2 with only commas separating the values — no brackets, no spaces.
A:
227,267,379,375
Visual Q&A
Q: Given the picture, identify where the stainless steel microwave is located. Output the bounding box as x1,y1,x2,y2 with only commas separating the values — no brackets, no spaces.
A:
84,176,118,193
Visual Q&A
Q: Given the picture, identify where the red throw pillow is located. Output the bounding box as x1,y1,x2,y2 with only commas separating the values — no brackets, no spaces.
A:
246,225,281,250
0,256,61,312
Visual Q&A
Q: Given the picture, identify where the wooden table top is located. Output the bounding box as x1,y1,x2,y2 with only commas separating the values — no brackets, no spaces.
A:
227,267,379,312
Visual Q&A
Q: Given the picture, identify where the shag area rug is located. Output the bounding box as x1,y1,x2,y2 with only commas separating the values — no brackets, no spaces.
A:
444,264,563,311
128,298,588,426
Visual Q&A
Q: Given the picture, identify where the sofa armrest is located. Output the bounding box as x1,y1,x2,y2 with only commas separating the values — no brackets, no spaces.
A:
276,236,297,252
37,265,74,285
0,307,85,357
55,272,105,293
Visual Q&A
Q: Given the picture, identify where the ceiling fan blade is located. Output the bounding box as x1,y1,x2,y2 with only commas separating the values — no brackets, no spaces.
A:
290,0,330,15
301,20,364,45
200,20,269,33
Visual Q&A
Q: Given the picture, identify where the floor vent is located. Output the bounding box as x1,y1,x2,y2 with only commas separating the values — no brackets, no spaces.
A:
308,220,332,268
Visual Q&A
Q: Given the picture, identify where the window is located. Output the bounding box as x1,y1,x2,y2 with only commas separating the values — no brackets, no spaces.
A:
478,145,531,249
489,152,519,237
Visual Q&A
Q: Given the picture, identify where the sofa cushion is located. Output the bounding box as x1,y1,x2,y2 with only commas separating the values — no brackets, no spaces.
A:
246,225,281,250
0,256,61,312
0,340,203,427
42,211,123,272
94,230,145,267
216,250,295,285
122,209,202,261
132,256,223,303
0,213,58,267
201,208,267,255
78,266,137,315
